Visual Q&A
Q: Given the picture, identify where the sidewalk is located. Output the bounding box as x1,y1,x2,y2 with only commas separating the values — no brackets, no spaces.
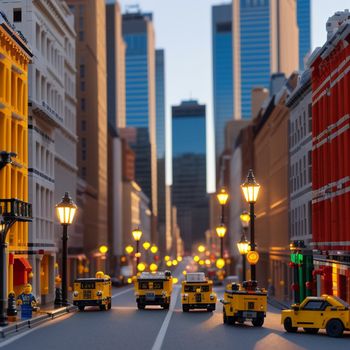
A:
0,303,77,338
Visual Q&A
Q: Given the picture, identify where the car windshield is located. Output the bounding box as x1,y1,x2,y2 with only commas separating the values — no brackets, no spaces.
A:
332,296,350,308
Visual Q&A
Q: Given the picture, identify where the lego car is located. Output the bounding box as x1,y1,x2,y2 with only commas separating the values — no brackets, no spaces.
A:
181,272,217,312
281,295,350,337
134,271,172,310
221,280,267,327
73,271,112,311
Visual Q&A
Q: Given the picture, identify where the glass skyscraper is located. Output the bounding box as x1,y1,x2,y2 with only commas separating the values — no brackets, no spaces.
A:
122,11,158,218
172,100,208,251
156,49,165,159
297,0,311,69
212,4,233,159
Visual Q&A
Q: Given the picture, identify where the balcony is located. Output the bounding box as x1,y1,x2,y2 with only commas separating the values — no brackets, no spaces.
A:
0,198,32,223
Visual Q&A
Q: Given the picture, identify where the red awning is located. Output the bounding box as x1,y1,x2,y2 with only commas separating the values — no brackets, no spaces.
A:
17,257,32,272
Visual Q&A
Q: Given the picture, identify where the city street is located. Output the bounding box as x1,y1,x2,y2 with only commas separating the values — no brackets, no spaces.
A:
1,260,349,350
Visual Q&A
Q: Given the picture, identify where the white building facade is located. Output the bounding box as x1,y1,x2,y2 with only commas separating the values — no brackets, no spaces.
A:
0,0,77,303
286,70,312,246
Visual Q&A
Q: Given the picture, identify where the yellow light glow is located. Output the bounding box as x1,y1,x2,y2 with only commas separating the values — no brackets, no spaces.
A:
164,255,170,261
150,245,158,254
182,270,187,275
216,258,225,269
99,245,108,254
237,238,250,255
246,251,260,265
199,260,205,266
216,224,227,238
135,252,141,258
132,228,143,241
217,188,229,205
172,277,178,284
137,263,146,272
150,263,158,272
55,192,77,225
125,245,134,254
127,278,132,284
143,241,151,250
197,245,205,253
177,256,183,262
241,170,260,203
166,261,172,267
240,211,250,228
205,259,211,266
172,260,178,266
193,255,200,262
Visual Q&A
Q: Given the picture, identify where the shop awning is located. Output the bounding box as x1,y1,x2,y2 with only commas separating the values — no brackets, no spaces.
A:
17,257,32,272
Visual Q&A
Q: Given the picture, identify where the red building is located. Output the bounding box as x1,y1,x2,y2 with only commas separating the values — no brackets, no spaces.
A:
309,23,350,302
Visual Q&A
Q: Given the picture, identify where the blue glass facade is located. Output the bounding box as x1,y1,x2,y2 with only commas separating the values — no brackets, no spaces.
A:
156,49,165,159
212,4,233,159
297,0,311,70
124,33,149,128
172,100,208,251
240,0,270,119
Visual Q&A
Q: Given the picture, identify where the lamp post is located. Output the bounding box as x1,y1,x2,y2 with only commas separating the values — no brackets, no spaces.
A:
216,187,229,223
132,227,142,268
55,192,77,306
238,211,250,282
215,224,227,258
241,169,260,281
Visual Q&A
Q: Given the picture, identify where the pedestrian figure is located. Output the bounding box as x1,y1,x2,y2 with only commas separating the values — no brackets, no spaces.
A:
17,283,37,320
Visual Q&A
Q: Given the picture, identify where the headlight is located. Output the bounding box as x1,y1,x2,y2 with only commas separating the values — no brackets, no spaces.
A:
183,294,188,299
96,291,102,297
260,305,264,310
210,294,215,300
162,291,167,297
73,291,79,297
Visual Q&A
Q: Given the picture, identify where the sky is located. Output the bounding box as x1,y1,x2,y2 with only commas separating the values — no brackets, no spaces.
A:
118,0,350,193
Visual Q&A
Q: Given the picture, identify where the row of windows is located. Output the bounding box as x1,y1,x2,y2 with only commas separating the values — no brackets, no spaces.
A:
35,141,54,178
290,103,312,148
35,69,64,119
290,151,312,193
290,202,312,238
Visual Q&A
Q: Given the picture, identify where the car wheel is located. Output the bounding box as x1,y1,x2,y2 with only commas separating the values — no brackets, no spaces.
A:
108,301,112,310
283,317,298,333
163,303,170,310
100,304,108,311
137,301,145,310
326,319,344,338
252,317,264,327
227,316,235,325
78,305,85,311
303,328,319,334
183,305,189,312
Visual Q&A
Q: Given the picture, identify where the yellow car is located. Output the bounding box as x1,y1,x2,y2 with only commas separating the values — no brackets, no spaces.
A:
181,272,217,312
221,280,267,327
134,271,172,310
282,295,350,337
73,271,112,311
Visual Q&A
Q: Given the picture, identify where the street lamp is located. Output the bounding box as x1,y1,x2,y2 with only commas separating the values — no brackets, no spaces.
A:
216,224,227,258
132,227,142,266
150,245,158,254
142,241,151,251
55,192,77,306
241,169,260,281
216,187,229,223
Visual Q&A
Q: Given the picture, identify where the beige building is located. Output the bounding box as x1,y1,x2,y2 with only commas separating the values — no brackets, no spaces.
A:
232,0,298,119
67,0,108,273
254,73,298,302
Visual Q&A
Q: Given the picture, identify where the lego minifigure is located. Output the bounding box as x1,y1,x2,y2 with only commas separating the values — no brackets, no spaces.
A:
17,283,37,320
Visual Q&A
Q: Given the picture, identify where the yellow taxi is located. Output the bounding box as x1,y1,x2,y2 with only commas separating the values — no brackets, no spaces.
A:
73,271,112,311
281,295,350,337
181,272,217,312
221,280,267,327
134,271,172,310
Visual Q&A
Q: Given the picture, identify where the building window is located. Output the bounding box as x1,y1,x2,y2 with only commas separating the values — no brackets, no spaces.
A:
79,31,84,41
308,103,312,132
81,120,86,131
13,8,22,22
80,81,85,91
79,64,85,78
81,167,86,179
82,150,86,160
81,98,85,111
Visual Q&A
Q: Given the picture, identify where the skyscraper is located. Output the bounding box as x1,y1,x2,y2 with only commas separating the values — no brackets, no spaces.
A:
67,0,108,272
232,0,299,119
122,11,158,222
297,0,311,69
172,100,209,252
155,49,167,253
212,4,233,160
106,1,126,129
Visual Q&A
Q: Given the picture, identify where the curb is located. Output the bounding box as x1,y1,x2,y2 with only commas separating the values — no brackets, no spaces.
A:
0,305,77,338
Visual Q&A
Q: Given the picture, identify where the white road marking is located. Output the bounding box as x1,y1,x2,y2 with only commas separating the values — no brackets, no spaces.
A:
151,286,180,350
112,287,133,299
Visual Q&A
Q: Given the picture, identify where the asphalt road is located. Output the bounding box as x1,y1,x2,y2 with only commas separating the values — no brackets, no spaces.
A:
1,260,350,350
